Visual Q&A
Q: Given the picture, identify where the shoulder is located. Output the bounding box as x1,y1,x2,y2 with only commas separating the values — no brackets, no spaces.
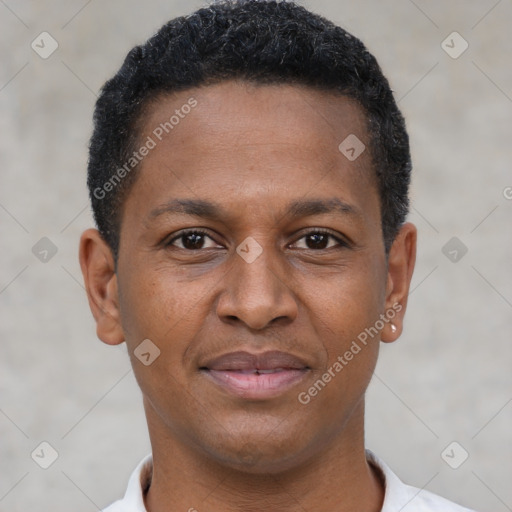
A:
395,483,477,512
101,500,125,512
366,450,478,512
101,453,153,512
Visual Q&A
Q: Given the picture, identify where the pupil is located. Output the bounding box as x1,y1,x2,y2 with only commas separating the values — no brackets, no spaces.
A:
184,233,204,250
308,233,327,249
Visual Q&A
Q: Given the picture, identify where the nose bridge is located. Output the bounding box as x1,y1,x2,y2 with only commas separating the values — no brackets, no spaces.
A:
217,236,297,329
237,239,281,295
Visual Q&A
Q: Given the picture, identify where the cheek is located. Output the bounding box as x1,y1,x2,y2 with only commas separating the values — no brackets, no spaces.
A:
307,257,386,384
117,268,183,356
316,267,385,336
299,279,382,426
118,265,218,372
321,294,383,354
117,270,200,416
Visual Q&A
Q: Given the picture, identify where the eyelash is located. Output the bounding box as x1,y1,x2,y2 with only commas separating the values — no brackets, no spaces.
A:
165,228,349,251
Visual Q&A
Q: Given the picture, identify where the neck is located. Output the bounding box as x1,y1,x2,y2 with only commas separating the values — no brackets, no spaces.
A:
143,399,384,512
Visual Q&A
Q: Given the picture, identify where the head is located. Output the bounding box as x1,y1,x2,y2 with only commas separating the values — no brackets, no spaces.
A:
87,0,411,263
80,0,416,474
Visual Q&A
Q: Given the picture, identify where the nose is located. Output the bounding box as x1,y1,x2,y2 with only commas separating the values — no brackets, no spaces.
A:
216,242,298,330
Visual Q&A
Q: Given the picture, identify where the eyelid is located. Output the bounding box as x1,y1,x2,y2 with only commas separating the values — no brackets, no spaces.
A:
290,228,351,249
165,228,220,247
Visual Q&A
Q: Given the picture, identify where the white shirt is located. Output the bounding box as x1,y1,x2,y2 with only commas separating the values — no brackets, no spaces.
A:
102,450,477,511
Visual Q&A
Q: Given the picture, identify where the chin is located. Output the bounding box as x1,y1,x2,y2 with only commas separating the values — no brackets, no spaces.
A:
201,432,313,476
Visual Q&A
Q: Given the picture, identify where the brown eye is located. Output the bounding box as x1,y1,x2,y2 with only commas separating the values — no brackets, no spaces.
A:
292,230,347,250
167,230,220,250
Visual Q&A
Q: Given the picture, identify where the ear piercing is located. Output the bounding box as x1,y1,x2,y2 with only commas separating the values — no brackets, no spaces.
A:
390,324,397,333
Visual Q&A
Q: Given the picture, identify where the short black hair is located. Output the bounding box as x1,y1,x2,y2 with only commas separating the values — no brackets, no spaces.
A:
87,0,411,262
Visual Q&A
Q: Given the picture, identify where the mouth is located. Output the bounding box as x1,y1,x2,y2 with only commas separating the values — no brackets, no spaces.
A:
200,350,310,400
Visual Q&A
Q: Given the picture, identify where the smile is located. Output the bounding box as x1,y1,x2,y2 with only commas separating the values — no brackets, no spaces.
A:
202,368,309,400
200,350,311,400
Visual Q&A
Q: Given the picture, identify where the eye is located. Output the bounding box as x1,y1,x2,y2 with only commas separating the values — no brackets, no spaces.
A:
165,228,348,252
166,229,222,250
291,230,348,250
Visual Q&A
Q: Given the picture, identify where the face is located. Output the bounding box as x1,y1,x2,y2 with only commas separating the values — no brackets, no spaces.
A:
80,80,416,474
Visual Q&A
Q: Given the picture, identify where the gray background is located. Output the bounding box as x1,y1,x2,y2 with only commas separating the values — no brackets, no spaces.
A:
1,1,511,511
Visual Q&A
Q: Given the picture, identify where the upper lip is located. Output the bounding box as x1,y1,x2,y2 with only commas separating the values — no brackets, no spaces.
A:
201,350,309,371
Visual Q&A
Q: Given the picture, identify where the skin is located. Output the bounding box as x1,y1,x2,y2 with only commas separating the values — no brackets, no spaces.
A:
79,80,416,512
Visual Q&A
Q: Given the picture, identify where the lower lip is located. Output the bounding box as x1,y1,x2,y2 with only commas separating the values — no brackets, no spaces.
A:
203,369,309,400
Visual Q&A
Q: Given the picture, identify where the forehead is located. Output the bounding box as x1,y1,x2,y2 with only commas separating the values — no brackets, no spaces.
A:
142,80,370,148
140,81,372,178
122,81,378,229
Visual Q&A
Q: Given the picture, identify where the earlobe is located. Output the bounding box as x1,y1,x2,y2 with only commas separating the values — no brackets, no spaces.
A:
78,228,125,346
381,222,417,343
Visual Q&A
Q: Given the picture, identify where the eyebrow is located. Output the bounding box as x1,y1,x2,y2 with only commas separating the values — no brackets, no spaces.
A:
147,197,360,222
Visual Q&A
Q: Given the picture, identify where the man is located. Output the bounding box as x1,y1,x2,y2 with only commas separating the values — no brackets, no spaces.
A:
79,1,477,510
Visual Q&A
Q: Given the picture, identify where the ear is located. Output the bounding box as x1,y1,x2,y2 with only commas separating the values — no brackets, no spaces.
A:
79,228,125,345
381,222,417,343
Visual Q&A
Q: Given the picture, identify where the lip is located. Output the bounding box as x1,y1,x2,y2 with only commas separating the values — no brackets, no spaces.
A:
200,350,310,400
